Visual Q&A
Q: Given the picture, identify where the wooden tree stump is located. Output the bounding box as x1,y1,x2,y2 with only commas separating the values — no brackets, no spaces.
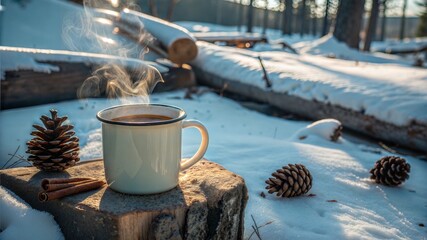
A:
0,159,248,240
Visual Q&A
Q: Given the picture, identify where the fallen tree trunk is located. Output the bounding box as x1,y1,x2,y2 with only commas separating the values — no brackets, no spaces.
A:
193,66,427,153
375,45,427,55
192,32,267,48
1,62,195,109
119,10,198,65
0,47,195,109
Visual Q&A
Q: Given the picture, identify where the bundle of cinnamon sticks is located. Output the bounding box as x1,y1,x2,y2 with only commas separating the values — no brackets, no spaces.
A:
38,177,105,202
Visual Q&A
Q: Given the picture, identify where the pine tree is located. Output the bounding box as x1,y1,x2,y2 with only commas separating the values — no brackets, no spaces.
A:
416,0,427,37
333,0,366,49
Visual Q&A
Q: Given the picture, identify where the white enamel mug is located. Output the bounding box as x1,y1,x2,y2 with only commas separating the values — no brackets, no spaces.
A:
97,104,209,194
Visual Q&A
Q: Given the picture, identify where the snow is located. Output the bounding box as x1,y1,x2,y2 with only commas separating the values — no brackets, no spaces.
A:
291,119,342,142
0,0,178,80
121,9,196,46
0,186,64,240
0,46,168,80
175,21,316,44
0,90,426,239
294,35,409,64
372,38,427,53
192,40,427,126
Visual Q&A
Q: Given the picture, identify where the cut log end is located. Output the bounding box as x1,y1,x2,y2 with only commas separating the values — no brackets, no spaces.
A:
168,38,198,65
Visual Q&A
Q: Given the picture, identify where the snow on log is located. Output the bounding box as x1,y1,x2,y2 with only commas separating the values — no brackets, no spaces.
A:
192,32,267,48
0,46,167,80
0,47,195,109
191,42,427,152
120,9,198,65
291,119,343,142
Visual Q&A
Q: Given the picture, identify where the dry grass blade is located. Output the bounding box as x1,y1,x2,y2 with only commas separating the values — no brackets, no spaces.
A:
247,214,273,240
1,146,30,169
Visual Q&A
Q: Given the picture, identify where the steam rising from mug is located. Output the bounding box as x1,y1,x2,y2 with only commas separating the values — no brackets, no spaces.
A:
62,0,163,103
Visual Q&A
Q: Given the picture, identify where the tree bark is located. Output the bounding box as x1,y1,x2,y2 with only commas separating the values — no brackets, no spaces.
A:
310,0,317,36
300,0,307,37
166,0,176,21
399,0,408,40
380,0,387,41
283,0,293,35
363,0,380,51
322,0,331,36
148,0,158,17
262,0,269,34
333,0,365,49
247,0,254,33
237,0,244,31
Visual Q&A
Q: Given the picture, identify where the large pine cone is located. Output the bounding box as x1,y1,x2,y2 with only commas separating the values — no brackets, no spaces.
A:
26,109,80,171
370,156,410,186
266,164,313,198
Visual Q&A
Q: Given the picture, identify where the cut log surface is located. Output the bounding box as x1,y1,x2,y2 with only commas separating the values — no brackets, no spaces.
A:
0,159,248,240
120,10,198,65
193,66,427,153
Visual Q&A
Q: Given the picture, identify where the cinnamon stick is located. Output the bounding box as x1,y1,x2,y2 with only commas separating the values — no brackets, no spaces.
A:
38,180,106,202
43,179,98,192
41,177,96,190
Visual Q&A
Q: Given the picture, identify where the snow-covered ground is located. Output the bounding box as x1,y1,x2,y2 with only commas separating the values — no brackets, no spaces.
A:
192,37,427,127
1,90,426,239
0,186,64,240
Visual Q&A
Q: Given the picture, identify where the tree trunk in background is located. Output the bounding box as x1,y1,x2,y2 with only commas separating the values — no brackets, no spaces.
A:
216,0,222,25
380,0,387,41
322,0,331,36
274,10,281,29
237,0,244,31
166,0,176,21
363,0,380,51
416,0,427,37
300,0,306,37
262,0,269,34
399,0,408,40
247,0,254,33
333,0,365,50
311,0,317,36
283,0,293,35
148,0,158,17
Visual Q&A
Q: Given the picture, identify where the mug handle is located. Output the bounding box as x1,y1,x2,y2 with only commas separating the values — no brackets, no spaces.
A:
180,120,209,170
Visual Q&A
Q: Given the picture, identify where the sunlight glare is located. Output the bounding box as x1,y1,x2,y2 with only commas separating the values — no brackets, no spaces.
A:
111,0,119,8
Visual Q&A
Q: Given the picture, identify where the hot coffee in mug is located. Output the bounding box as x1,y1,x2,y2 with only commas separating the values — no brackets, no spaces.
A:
97,104,209,194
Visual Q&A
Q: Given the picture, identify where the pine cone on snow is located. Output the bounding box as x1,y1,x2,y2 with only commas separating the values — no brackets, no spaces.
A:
26,109,80,171
370,156,410,186
265,164,313,198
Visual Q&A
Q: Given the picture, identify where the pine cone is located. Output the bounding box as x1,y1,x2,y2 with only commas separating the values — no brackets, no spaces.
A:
26,109,80,171
370,156,410,186
265,164,313,198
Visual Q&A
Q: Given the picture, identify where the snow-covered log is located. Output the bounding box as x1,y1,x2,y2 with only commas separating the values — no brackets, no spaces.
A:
193,66,427,153
192,32,267,48
120,10,198,65
0,47,195,109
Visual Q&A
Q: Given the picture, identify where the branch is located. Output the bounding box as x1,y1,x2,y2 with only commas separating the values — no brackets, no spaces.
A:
257,56,272,88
